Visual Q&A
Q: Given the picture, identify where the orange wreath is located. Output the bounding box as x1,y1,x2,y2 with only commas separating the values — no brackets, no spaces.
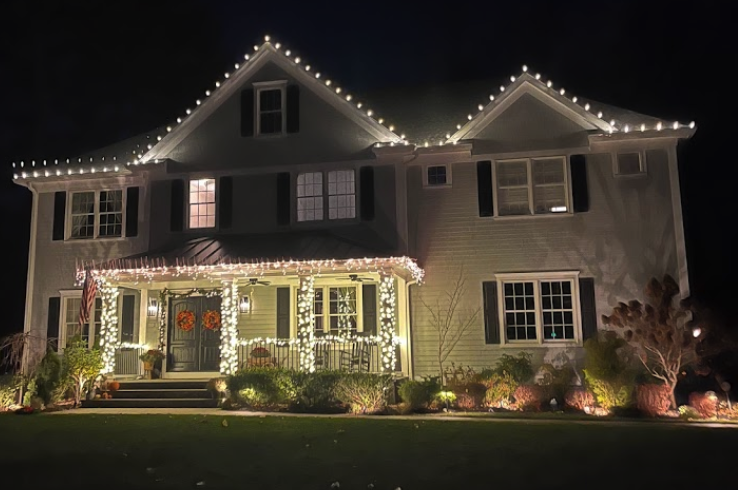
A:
202,310,221,331
176,310,195,331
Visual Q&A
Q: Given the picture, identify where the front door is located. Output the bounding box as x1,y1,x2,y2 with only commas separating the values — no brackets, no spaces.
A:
167,296,221,372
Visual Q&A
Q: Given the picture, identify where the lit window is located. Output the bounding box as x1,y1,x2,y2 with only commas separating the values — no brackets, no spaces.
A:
328,170,356,220
297,172,323,222
257,87,284,135
426,165,448,186
496,157,568,215
189,178,216,229
498,274,579,344
69,190,124,239
615,152,645,176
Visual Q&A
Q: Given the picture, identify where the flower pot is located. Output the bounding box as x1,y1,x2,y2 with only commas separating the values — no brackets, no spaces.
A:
143,361,154,371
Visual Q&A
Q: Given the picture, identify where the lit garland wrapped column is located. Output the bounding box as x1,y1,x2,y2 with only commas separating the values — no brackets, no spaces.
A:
379,273,397,372
220,279,239,375
99,281,120,374
297,275,316,373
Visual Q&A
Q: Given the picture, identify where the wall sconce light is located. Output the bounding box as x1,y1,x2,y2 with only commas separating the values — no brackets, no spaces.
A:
239,296,251,314
147,298,159,317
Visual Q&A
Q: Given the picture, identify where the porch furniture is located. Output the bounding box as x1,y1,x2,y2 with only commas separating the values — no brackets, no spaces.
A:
339,342,371,372
244,346,277,368
314,342,331,370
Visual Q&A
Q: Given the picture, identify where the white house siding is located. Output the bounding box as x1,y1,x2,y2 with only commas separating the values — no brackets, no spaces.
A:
407,148,679,378
236,285,278,339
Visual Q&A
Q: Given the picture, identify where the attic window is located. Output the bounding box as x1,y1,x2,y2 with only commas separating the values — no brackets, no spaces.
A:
255,82,287,136
615,152,646,176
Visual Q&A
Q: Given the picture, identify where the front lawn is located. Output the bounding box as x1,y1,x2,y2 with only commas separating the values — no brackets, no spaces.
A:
1,414,736,489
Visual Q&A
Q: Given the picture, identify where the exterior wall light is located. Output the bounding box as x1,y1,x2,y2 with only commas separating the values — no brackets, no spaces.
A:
239,296,251,314
147,298,159,317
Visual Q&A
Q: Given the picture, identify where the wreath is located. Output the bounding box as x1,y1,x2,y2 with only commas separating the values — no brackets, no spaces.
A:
176,310,195,332
202,310,221,331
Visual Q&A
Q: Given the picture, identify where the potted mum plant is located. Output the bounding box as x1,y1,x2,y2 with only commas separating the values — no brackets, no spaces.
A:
139,349,165,378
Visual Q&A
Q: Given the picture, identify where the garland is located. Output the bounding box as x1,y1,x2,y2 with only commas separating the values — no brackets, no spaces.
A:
176,310,195,331
202,310,221,331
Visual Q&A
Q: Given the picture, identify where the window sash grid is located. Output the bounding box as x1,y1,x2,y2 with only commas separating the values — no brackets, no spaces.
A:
69,190,124,239
495,157,569,216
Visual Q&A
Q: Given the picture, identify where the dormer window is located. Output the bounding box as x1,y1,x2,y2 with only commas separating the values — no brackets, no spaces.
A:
255,81,287,136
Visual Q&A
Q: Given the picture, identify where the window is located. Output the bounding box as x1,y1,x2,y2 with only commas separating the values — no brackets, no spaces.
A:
257,87,284,135
297,172,324,222
328,170,356,220
189,178,216,229
615,152,646,176
426,165,449,186
297,170,356,222
69,190,124,239
62,296,102,348
498,273,580,344
495,157,568,216
308,285,361,335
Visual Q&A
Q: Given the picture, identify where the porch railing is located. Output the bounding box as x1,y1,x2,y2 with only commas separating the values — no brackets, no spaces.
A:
114,346,143,376
237,336,396,373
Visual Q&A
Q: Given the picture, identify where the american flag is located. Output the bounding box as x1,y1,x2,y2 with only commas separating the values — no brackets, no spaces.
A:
78,268,97,328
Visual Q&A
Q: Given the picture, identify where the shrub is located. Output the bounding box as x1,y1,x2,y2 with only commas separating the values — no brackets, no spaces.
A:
678,405,701,420
564,387,595,411
583,333,634,410
206,378,227,397
538,363,574,404
636,384,672,416
1,374,21,410
226,367,295,407
61,340,104,405
398,377,441,412
514,385,544,410
689,392,718,418
483,372,517,408
289,371,344,413
584,370,632,410
492,352,534,384
34,349,63,405
334,372,392,414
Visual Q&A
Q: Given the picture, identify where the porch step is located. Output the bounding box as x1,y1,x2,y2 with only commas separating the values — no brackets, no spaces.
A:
117,380,210,391
114,389,211,399
82,398,218,409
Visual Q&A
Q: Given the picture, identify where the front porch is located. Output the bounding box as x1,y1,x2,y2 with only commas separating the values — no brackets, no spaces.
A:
82,254,423,379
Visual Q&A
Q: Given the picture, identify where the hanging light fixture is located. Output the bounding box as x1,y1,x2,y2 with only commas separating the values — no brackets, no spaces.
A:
147,298,159,317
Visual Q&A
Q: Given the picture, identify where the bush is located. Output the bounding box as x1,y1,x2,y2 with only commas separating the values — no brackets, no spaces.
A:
514,385,544,410
398,377,441,413
584,370,632,410
538,363,574,404
61,340,104,405
206,378,227,397
289,371,344,413
226,367,295,407
334,372,392,414
636,384,671,417
1,374,21,410
492,352,533,384
678,405,701,420
483,372,517,408
689,392,718,418
564,387,595,411
583,332,635,410
35,349,63,405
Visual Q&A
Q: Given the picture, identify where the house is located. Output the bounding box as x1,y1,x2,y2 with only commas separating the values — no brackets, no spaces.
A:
12,36,694,383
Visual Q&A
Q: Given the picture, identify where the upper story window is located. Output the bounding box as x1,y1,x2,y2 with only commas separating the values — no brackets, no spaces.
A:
424,164,451,187
256,84,286,136
496,156,568,216
189,178,216,229
69,190,123,239
296,170,356,222
615,152,646,176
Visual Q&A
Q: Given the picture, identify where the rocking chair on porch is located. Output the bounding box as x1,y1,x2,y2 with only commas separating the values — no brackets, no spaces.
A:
339,342,371,372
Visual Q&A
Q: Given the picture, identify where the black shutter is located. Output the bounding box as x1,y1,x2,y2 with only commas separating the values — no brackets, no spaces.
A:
570,154,589,213
477,161,494,217
170,179,185,232
362,284,377,335
241,89,255,137
52,191,66,240
483,281,500,344
47,296,61,345
286,85,300,133
219,176,233,229
360,166,375,221
276,173,291,225
125,187,140,237
120,295,135,343
276,287,291,338
579,277,598,341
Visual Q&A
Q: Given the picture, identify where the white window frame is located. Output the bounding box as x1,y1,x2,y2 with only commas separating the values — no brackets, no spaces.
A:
296,171,324,222
495,271,582,346
188,178,217,230
66,189,126,240
296,169,357,223
254,80,287,137
613,151,647,177
294,283,365,335
492,156,571,217
423,164,452,188
327,170,356,220
59,292,98,350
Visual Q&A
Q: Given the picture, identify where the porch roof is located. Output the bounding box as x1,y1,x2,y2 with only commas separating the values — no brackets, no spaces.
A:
78,231,424,283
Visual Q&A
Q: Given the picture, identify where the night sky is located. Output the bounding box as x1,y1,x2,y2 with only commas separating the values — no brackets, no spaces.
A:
0,0,735,338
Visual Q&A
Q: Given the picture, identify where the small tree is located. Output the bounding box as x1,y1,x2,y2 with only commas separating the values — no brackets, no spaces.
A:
62,340,104,406
602,275,696,409
421,269,480,382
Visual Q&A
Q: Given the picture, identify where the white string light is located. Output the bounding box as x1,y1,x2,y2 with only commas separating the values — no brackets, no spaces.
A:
98,281,120,374
297,275,316,372
220,279,240,375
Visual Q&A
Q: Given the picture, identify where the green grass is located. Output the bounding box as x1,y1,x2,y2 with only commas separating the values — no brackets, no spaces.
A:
1,413,736,489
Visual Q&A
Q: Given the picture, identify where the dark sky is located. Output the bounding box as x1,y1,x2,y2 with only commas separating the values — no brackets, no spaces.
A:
0,0,735,337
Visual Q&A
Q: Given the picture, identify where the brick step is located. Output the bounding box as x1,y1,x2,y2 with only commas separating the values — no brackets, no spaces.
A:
117,381,209,391
81,398,218,409
113,389,212,399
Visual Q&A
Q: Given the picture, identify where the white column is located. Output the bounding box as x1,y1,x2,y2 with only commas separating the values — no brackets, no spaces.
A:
99,281,120,375
138,289,149,346
396,276,412,378
220,279,239,375
379,273,397,372
297,275,316,373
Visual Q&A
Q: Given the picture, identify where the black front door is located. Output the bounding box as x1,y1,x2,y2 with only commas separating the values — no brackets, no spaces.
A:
167,296,221,372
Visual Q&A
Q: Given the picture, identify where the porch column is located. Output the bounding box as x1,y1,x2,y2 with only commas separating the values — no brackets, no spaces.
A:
297,275,316,373
99,281,120,374
220,279,239,375
379,273,397,372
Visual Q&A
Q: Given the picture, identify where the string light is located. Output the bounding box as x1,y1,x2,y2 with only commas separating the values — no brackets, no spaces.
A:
220,279,240,375
297,275,316,372
98,281,120,374
379,274,398,372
